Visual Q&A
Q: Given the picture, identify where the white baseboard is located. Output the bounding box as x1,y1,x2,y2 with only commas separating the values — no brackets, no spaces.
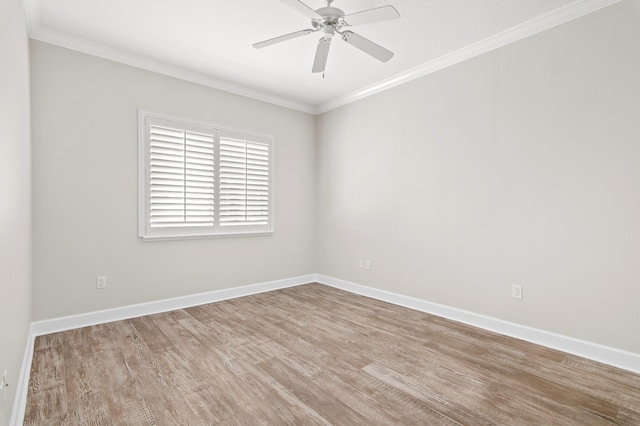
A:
14,273,640,425
10,332,34,426
14,275,317,425
316,274,640,375
30,274,316,336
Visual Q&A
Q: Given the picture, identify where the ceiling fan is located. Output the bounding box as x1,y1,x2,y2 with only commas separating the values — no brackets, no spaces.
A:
253,0,400,74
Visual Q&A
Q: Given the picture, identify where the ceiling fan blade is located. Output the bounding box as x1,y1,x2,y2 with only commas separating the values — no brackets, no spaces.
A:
342,5,400,27
253,29,314,49
341,31,394,62
279,0,323,20
312,37,332,73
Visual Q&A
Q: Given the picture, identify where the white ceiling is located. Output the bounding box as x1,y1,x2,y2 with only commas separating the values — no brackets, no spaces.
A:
25,0,619,113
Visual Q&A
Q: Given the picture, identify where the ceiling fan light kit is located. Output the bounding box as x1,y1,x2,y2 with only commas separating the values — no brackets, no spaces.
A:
253,0,400,74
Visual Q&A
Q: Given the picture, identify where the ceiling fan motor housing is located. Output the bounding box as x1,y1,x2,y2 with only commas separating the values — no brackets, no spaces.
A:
316,6,344,20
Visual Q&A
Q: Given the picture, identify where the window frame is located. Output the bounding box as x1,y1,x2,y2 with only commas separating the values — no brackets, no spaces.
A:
138,110,274,241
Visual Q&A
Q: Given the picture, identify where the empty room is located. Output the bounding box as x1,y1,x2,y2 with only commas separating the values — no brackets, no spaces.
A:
2,0,640,424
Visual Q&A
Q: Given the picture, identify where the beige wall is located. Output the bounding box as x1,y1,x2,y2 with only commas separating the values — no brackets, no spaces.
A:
31,41,316,320
0,0,32,423
28,1,640,356
317,0,640,354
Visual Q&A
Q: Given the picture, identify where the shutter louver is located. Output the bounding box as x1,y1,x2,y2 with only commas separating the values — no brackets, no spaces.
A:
149,125,214,228
140,113,272,240
220,137,270,227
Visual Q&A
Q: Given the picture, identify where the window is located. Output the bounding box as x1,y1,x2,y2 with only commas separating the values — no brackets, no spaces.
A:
138,111,273,241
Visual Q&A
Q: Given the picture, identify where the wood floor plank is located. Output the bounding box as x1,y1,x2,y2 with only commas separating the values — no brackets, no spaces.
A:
25,283,640,425
257,357,372,425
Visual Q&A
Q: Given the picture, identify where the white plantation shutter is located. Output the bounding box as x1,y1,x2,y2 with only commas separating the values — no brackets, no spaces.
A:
149,125,215,229
220,135,270,227
139,112,273,240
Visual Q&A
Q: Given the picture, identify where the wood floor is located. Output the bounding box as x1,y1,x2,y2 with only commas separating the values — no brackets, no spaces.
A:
25,284,640,425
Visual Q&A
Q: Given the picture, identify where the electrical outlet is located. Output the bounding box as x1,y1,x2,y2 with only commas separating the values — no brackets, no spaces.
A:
512,285,523,299
358,259,364,269
365,260,371,271
96,276,107,289
0,370,7,417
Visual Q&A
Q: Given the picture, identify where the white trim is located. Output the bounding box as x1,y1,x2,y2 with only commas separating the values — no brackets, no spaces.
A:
315,275,640,375
138,110,275,241
14,273,640,424
315,0,623,113
22,0,39,36
14,275,313,425
26,25,315,115
25,0,622,115
140,230,274,242
9,331,34,426
31,275,315,336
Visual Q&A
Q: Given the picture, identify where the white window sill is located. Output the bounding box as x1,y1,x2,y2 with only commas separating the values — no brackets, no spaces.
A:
140,230,274,242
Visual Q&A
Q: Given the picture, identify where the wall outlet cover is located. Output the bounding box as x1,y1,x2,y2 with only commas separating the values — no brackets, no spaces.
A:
96,276,107,289
512,285,523,299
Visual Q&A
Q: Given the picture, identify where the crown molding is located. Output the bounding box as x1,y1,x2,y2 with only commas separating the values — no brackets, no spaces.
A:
24,1,316,115
25,0,622,116
314,0,623,114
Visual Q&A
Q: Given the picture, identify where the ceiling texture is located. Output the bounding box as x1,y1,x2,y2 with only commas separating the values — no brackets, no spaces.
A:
25,0,620,113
